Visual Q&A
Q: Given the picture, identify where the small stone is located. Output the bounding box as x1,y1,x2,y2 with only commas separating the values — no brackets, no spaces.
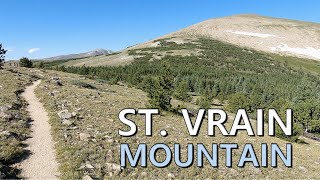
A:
51,76,60,81
105,163,121,173
58,110,73,120
75,108,82,112
79,133,91,141
62,120,73,126
56,80,63,86
0,111,13,121
141,172,147,176
298,166,308,173
82,175,93,180
63,133,68,139
107,139,114,143
85,163,95,169
0,130,13,137
0,172,5,179
168,173,175,179
0,106,10,112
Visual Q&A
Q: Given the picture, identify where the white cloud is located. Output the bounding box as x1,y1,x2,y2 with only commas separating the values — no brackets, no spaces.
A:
28,48,40,54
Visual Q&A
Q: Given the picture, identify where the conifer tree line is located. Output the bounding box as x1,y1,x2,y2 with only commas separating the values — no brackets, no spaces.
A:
43,38,320,139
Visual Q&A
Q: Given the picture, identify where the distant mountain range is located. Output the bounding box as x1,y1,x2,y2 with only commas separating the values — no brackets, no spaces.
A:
42,49,113,61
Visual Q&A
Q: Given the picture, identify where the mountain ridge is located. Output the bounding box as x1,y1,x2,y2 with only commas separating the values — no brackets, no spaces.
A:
41,49,113,61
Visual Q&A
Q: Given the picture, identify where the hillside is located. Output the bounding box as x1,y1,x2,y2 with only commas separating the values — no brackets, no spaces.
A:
3,67,319,179
58,14,320,68
171,14,320,60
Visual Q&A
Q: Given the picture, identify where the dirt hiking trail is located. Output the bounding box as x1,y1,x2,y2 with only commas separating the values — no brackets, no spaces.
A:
20,80,59,179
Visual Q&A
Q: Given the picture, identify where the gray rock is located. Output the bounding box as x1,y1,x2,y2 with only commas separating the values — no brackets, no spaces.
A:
62,120,73,126
106,139,114,143
0,106,10,112
0,130,13,137
105,163,121,173
168,173,175,179
56,80,63,86
0,111,13,121
85,163,95,169
0,172,5,179
0,106,13,121
58,110,73,120
51,76,60,81
82,175,93,180
79,133,91,141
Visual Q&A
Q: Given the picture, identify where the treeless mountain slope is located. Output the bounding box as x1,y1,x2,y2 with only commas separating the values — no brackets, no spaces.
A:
62,14,320,67
171,14,320,60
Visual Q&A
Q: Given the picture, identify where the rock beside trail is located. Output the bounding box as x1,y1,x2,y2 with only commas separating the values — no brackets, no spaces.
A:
0,106,13,121
62,119,73,126
0,106,10,112
0,131,15,138
0,111,13,121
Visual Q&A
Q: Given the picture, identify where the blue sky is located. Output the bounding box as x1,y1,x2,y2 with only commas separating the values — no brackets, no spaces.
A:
1,0,320,60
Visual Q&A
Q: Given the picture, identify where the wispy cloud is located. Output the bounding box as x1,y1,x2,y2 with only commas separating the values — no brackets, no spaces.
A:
28,48,40,54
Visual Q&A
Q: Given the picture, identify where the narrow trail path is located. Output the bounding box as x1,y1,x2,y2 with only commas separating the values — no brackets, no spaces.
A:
20,80,59,179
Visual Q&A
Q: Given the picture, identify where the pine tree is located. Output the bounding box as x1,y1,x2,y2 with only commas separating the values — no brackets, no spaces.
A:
174,80,191,102
0,44,7,69
19,57,33,68
148,62,175,111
